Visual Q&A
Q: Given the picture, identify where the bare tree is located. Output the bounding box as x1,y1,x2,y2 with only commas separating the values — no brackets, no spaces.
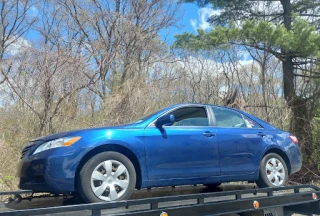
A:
1,1,94,135
58,0,180,109
0,0,37,84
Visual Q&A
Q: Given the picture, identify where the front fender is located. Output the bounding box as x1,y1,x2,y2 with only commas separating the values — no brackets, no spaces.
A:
69,128,147,187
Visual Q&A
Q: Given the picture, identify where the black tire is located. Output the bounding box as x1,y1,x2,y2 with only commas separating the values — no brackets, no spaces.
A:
203,183,221,188
78,151,136,203
256,153,288,188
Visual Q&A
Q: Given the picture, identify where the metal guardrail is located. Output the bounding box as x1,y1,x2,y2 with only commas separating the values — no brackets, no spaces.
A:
0,185,319,216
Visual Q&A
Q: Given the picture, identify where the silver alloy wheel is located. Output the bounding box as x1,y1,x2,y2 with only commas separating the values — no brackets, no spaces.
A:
90,160,130,201
265,158,285,186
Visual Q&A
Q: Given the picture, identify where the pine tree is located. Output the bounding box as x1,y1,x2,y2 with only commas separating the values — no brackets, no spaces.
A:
175,0,320,160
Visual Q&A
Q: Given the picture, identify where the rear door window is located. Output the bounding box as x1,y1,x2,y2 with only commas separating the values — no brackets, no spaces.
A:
212,106,262,128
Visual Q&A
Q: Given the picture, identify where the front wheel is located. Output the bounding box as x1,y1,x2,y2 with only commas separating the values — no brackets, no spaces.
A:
78,152,136,203
256,153,288,188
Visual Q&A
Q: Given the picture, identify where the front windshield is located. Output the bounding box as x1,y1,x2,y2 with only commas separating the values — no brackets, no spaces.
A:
130,108,166,124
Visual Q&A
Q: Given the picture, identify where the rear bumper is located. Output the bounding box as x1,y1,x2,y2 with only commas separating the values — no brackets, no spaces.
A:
287,144,302,174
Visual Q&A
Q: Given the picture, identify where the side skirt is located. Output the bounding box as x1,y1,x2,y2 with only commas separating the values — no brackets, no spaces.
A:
140,172,258,188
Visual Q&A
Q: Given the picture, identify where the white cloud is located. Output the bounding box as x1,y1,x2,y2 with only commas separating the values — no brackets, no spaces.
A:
177,53,256,78
29,5,39,17
190,7,221,33
239,49,253,62
190,19,197,31
238,59,255,66
6,37,31,56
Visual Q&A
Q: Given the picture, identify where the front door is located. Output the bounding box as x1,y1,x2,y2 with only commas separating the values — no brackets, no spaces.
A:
144,105,220,180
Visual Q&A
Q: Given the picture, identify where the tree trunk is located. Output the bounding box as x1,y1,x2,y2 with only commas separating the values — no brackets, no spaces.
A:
290,98,313,159
280,0,313,160
281,56,313,157
261,53,269,122
282,55,295,104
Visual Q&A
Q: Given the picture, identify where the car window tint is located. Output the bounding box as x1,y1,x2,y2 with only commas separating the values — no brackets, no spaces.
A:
243,115,263,128
168,107,208,126
212,107,247,128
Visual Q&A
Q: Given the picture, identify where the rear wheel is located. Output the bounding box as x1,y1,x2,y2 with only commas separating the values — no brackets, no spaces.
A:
256,153,288,188
78,152,136,203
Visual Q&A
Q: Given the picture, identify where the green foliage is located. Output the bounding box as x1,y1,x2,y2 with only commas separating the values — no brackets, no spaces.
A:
176,1,320,182
3,176,15,181
181,0,319,26
176,0,320,60
313,109,320,170
180,0,269,25
175,17,320,59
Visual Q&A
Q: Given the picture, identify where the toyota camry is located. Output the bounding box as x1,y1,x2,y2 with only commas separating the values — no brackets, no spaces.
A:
17,103,302,203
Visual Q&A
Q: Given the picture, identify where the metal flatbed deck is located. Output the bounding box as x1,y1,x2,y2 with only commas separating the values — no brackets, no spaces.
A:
0,184,319,216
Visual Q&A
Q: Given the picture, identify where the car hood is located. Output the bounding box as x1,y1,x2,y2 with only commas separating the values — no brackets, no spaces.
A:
31,123,142,142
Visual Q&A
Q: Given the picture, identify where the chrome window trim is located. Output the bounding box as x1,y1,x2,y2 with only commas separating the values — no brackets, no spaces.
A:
147,104,212,128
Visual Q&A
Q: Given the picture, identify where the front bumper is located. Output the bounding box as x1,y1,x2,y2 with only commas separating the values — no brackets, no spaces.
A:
17,143,83,193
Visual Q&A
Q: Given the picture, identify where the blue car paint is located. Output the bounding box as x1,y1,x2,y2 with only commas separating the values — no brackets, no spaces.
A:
262,131,302,174
144,126,220,179
17,103,302,193
216,127,266,175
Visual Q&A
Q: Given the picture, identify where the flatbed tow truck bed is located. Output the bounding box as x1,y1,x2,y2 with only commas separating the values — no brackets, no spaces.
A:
0,184,319,216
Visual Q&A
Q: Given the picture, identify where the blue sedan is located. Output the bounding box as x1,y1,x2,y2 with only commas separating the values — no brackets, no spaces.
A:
17,103,302,203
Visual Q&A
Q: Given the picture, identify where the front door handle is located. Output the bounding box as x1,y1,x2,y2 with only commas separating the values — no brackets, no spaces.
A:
257,132,266,137
203,131,216,137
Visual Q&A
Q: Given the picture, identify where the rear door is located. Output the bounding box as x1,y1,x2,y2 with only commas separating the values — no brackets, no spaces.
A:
211,106,265,175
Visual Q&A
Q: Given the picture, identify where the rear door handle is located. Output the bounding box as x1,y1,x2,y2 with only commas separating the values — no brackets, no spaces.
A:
257,132,266,137
203,131,216,137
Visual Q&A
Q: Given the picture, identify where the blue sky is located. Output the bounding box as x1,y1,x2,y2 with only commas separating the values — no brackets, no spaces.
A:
179,3,200,33
163,2,221,45
167,2,255,63
17,2,216,52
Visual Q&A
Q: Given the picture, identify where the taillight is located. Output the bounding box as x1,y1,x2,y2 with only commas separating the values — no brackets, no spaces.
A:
289,134,298,144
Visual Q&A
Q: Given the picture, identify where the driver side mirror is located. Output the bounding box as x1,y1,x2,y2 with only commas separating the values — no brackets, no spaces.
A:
155,114,175,128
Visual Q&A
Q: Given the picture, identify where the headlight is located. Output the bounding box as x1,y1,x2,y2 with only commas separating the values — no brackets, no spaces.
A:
33,136,81,155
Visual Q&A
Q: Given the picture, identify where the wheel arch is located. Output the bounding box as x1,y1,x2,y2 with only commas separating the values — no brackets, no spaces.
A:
262,148,291,174
74,144,143,191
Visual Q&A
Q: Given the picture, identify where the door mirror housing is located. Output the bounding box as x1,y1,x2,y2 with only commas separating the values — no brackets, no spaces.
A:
155,114,175,128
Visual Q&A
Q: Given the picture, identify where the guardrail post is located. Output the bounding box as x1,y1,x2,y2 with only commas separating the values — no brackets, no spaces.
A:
151,202,158,210
236,194,242,200
92,209,101,216
197,198,204,204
